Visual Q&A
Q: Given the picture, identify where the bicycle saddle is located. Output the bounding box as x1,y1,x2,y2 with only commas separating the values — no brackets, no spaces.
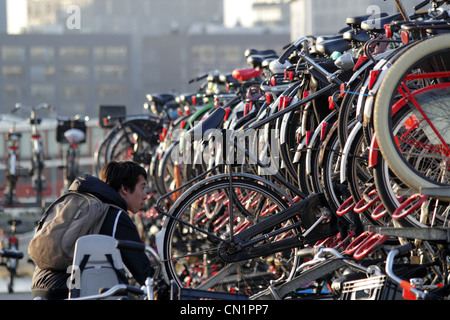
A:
315,38,351,56
244,48,277,57
147,93,175,105
361,13,402,33
316,34,342,43
247,54,278,69
346,13,388,29
343,29,371,44
64,128,86,144
232,68,262,82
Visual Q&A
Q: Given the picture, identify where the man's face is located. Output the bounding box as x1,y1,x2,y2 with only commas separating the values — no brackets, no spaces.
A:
120,175,148,213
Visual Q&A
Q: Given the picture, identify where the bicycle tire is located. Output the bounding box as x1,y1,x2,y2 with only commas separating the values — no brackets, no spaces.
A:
160,178,299,295
373,102,450,228
373,34,450,199
105,119,159,166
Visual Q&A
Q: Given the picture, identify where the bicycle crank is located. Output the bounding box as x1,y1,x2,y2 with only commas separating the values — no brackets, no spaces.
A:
218,193,336,263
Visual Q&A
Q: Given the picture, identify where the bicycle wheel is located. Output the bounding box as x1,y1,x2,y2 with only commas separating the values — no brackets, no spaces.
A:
319,120,358,232
337,78,363,149
373,34,450,200
105,119,159,166
161,178,301,295
344,123,391,228
373,102,450,227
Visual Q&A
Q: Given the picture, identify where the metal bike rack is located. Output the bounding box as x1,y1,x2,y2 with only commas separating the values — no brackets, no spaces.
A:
251,258,346,300
370,226,450,243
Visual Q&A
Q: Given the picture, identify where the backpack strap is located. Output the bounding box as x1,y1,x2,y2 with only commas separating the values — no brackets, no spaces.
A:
112,209,123,238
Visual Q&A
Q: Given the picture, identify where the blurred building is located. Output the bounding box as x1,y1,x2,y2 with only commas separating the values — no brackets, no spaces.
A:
0,0,291,118
0,0,290,203
0,33,132,117
289,0,429,40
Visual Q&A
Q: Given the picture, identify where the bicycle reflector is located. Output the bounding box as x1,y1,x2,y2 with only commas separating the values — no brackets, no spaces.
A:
384,24,392,38
368,69,380,89
401,30,409,44
279,96,292,110
9,237,18,244
265,92,273,104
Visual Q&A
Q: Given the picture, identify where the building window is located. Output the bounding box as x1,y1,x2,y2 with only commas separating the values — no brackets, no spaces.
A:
97,84,127,99
31,83,56,100
192,45,215,64
30,46,55,62
59,46,89,60
1,46,26,62
63,85,89,100
2,66,25,80
93,46,127,62
61,65,89,80
3,84,26,99
218,46,241,64
30,65,56,81
94,65,127,81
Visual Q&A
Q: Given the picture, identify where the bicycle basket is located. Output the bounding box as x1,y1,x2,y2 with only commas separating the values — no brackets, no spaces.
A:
339,275,403,300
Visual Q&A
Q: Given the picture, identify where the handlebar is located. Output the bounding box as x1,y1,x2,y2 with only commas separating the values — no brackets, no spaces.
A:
294,246,373,275
385,243,427,300
278,37,309,64
0,249,24,259
115,240,164,300
13,103,51,113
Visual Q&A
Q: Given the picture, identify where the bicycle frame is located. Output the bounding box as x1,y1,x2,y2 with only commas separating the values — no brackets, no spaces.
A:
155,41,351,265
13,103,50,208
4,124,22,205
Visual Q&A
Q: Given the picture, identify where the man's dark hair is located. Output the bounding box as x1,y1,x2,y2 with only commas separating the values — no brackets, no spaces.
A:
100,161,147,192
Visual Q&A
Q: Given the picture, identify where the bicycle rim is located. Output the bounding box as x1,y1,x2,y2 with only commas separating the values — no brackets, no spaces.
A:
162,179,301,295
374,103,450,228
374,34,450,199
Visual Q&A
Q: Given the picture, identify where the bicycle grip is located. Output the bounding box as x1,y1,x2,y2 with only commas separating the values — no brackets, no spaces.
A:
0,249,24,259
116,240,146,252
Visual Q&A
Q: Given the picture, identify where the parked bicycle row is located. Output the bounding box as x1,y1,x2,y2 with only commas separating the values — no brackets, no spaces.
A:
1,103,88,210
63,0,450,300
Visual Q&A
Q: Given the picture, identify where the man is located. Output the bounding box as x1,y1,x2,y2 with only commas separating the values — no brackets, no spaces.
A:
31,161,154,300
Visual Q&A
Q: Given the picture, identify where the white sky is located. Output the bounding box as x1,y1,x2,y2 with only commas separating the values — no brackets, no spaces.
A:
223,0,254,28
6,0,262,33
6,0,27,34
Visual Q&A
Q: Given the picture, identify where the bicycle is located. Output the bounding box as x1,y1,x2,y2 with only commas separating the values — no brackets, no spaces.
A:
152,37,359,296
150,2,450,298
385,242,450,300
0,218,23,293
56,116,87,193
373,32,450,200
12,103,51,210
3,121,23,206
